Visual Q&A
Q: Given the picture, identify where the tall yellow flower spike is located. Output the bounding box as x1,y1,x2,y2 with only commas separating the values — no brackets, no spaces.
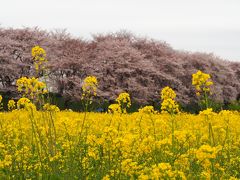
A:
116,92,131,113
160,87,179,114
192,70,213,96
161,86,176,100
31,46,48,72
82,76,98,99
8,100,16,111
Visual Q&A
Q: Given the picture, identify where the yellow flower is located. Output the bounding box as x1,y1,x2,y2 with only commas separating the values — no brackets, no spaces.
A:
195,145,222,162
17,97,32,109
161,98,179,114
16,77,47,99
108,103,121,113
138,106,156,114
219,110,233,116
161,86,176,100
87,148,99,160
116,92,131,113
32,45,46,59
82,76,98,99
8,100,16,111
32,46,48,72
116,92,131,107
138,174,149,180
121,159,140,176
199,108,216,116
2,154,12,167
160,87,179,114
43,103,60,112
102,175,110,180
151,163,173,179
158,163,172,171
192,70,213,96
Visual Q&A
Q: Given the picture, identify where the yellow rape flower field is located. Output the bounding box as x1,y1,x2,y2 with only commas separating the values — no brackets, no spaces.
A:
0,110,240,179
1,46,240,179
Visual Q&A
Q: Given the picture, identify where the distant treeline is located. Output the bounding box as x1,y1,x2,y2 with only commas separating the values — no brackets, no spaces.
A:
0,27,240,110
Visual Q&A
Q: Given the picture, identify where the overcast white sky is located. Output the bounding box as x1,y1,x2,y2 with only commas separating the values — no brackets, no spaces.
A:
0,0,240,61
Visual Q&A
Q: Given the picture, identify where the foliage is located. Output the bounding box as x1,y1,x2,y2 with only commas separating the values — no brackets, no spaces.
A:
228,101,240,111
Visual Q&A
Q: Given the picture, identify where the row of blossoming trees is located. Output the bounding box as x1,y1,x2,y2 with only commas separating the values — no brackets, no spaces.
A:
0,46,215,114
2,29,240,107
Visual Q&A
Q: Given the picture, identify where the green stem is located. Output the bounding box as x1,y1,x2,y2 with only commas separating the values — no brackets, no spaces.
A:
171,113,175,153
204,91,209,109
